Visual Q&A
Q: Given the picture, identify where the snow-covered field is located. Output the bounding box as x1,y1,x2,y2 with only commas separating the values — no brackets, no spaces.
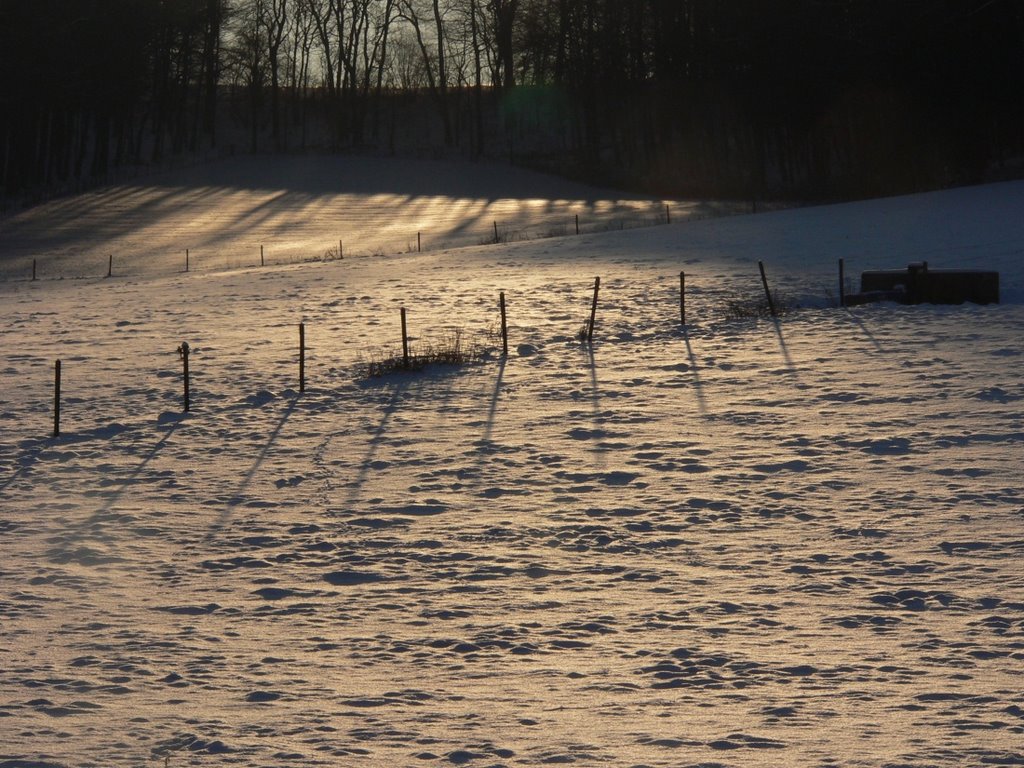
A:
1,160,1023,768
0,155,715,281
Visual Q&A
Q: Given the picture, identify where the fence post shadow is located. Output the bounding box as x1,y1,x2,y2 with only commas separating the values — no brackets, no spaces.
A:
682,326,708,416
341,378,414,510
843,307,885,353
770,317,799,376
206,397,298,540
480,354,508,448
585,344,608,468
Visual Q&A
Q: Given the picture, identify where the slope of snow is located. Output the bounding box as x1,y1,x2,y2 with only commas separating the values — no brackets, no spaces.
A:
1,168,1023,768
0,154,702,280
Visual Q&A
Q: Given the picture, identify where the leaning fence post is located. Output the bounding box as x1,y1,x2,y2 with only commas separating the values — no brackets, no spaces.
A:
401,308,410,368
839,258,846,308
299,322,306,392
758,260,777,318
53,360,61,437
178,342,190,412
680,271,686,325
499,292,509,356
587,276,601,342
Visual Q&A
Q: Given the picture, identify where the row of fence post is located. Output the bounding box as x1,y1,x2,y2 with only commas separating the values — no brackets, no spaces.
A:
44,272,670,432
23,206,684,281
42,259,858,435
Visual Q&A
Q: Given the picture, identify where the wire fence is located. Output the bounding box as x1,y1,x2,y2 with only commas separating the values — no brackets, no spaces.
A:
0,197,778,283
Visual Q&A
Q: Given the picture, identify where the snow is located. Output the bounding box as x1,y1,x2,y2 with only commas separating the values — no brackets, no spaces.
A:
0,155,696,279
1,158,1023,767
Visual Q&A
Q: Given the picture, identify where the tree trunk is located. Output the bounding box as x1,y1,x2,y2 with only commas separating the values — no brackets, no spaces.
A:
432,0,453,145
470,0,484,156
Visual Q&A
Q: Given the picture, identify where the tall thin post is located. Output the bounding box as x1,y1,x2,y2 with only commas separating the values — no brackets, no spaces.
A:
587,277,601,342
494,221,499,243
417,232,421,253
839,258,846,308
499,292,509,356
179,342,190,412
32,259,37,281
107,254,113,278
575,214,579,235
339,239,343,260
186,249,190,273
299,323,306,393
680,271,686,325
260,244,265,266
666,204,671,224
53,360,61,437
401,308,410,368
758,261,777,318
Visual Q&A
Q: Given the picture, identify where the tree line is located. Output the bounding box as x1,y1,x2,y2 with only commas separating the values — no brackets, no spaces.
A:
2,0,1022,203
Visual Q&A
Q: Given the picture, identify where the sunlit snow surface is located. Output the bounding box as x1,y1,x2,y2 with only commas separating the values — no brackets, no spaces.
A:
1,161,1023,767
0,155,700,279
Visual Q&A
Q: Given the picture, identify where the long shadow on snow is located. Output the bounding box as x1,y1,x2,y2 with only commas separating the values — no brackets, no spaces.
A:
771,318,801,379
341,376,416,513
341,363,467,512
682,326,709,416
1,422,135,494
467,356,510,490
843,307,885,353
90,416,183,516
41,418,185,563
205,396,299,541
585,343,608,469
479,355,507,447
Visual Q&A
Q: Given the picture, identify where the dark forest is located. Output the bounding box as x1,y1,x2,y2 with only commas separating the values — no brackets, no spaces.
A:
2,0,1022,203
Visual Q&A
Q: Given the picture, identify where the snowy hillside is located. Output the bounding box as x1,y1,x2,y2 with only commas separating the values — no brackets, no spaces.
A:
0,155,697,281
1,166,1023,768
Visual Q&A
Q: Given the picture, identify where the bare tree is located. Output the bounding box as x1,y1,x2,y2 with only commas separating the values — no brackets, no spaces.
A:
396,0,453,145
267,0,290,149
488,0,517,89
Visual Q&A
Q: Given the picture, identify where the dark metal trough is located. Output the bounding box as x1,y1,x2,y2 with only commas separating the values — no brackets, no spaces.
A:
852,262,999,305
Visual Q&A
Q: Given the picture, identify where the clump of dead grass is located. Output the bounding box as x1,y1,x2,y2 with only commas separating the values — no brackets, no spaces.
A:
357,327,496,379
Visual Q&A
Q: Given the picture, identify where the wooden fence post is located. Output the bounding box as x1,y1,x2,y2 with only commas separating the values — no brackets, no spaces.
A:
107,254,113,278
299,323,306,392
53,360,61,437
494,221,499,244
417,232,421,253
339,239,344,260
260,245,265,266
401,308,410,368
666,204,671,224
839,258,846,308
575,214,579,235
587,277,601,342
499,292,509,356
680,271,686,325
186,249,190,273
179,342,190,412
758,261,777,318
